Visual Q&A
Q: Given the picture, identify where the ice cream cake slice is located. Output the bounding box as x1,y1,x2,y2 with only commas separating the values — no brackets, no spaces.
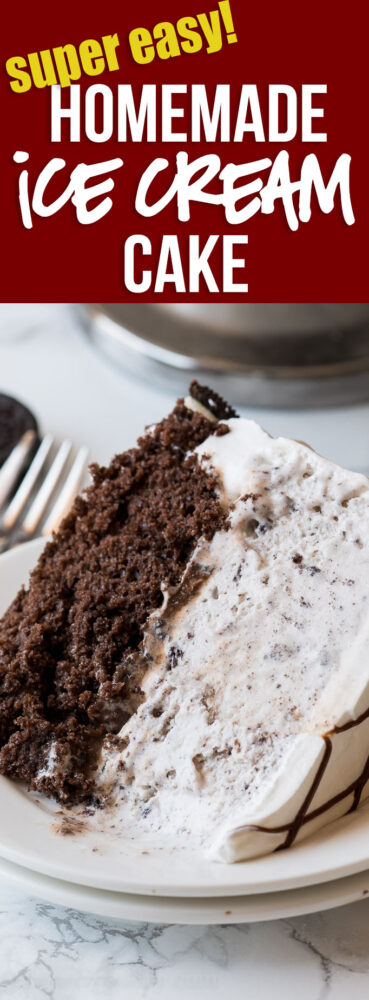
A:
1,384,369,864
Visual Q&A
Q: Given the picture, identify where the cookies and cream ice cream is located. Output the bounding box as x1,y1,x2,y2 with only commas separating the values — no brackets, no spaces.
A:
98,409,369,861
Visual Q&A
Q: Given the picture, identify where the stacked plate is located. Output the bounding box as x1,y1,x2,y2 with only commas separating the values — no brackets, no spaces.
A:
1,540,369,925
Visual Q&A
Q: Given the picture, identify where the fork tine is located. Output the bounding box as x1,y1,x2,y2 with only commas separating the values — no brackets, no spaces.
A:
0,430,37,508
1,434,54,531
42,446,89,536
22,440,73,537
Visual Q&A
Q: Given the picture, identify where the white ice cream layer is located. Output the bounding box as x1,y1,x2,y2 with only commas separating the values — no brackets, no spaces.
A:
99,418,369,860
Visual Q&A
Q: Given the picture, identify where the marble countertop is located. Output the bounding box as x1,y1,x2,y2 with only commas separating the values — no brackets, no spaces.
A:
1,303,369,998
1,883,369,1000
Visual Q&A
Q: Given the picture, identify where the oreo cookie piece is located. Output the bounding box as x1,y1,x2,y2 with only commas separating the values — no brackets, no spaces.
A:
189,380,238,420
0,393,39,467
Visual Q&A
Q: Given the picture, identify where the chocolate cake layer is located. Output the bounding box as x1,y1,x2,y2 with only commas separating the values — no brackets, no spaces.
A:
0,384,231,803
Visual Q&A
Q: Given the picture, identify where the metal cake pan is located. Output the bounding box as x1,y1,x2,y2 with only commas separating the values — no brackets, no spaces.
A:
84,303,369,408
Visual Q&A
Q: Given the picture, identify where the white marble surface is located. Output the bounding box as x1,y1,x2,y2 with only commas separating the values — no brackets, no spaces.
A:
1,885,369,999
1,303,369,997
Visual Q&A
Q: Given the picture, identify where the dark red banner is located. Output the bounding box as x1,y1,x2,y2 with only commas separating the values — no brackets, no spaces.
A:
1,0,367,301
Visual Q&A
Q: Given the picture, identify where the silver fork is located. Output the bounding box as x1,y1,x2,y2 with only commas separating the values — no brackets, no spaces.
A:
0,431,89,554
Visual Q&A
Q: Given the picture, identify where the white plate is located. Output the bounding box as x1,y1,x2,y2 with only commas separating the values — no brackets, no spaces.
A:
1,850,369,924
2,540,369,899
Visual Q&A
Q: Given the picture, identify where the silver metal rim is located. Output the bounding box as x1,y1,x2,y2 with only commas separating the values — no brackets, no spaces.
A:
82,306,369,409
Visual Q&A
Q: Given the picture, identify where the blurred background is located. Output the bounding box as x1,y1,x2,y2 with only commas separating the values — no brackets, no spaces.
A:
88,303,369,410
1,302,369,476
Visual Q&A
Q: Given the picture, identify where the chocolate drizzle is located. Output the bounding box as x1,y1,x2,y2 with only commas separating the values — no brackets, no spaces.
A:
281,737,333,850
240,705,369,852
334,703,369,734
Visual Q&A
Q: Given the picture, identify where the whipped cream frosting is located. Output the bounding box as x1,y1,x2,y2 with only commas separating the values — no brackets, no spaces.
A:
98,415,369,861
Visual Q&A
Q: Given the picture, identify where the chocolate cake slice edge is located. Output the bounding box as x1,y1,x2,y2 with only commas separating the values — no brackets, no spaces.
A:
0,384,236,804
